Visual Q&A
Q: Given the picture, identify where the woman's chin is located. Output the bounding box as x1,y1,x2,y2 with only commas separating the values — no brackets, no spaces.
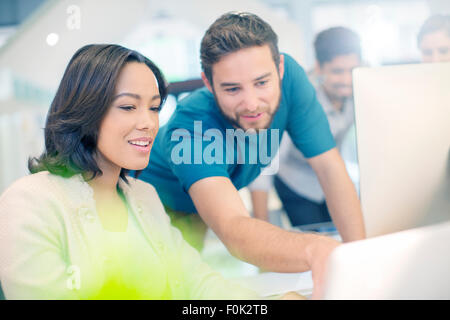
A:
123,161,150,171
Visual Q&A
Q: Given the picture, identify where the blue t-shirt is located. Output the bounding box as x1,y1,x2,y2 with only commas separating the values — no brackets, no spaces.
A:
138,54,336,213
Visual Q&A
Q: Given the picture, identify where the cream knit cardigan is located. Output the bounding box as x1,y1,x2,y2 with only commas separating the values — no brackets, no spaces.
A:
0,171,258,300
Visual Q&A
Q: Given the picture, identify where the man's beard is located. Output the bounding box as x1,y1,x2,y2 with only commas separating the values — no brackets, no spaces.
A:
325,83,354,103
212,83,282,133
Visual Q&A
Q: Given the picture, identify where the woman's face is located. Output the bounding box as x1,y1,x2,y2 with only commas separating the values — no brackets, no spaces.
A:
96,62,161,174
420,30,450,63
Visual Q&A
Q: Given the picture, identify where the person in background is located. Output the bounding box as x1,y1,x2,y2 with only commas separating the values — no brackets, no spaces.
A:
417,14,450,63
250,27,362,229
137,12,366,299
0,44,263,300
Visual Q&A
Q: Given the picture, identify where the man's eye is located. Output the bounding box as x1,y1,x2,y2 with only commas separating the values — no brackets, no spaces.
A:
331,69,344,75
225,87,240,93
256,80,268,86
119,105,135,111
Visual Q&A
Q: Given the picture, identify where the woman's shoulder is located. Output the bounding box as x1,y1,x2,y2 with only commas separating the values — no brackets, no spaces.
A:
0,171,87,207
4,170,82,191
0,172,71,224
1,171,54,196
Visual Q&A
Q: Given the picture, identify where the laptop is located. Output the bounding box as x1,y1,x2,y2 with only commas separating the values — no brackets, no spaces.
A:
353,62,450,237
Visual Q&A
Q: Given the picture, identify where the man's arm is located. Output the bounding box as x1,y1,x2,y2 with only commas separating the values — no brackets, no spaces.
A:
248,173,273,221
307,147,366,242
188,176,340,296
250,190,269,221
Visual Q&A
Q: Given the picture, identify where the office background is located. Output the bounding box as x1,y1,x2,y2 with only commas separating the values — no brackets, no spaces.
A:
0,0,449,194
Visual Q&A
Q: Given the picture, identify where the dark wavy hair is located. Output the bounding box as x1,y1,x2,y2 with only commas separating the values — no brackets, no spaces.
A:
28,44,168,183
314,26,361,66
417,14,450,46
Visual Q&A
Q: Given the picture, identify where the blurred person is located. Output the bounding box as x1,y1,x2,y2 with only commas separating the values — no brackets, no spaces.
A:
137,12,365,299
0,44,263,300
418,14,450,63
250,27,362,228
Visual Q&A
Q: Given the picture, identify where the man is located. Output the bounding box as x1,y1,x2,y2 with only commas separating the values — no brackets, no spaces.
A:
417,14,450,63
138,12,365,298
250,27,362,228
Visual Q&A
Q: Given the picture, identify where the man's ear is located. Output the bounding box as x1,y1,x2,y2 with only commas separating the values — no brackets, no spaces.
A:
314,61,322,75
278,54,285,80
201,72,213,93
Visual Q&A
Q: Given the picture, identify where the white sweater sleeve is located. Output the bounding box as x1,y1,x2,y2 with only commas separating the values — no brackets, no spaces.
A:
0,178,79,300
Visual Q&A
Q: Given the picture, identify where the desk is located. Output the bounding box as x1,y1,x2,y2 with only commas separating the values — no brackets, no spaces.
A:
235,271,313,298
201,223,341,299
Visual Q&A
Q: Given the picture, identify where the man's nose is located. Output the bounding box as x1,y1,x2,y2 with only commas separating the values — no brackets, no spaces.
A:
242,89,259,111
431,53,443,63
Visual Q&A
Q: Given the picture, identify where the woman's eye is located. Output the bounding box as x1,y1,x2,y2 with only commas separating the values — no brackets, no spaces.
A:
119,105,135,111
149,106,162,112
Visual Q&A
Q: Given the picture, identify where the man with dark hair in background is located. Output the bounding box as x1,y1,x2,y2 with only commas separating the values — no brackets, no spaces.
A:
250,26,362,228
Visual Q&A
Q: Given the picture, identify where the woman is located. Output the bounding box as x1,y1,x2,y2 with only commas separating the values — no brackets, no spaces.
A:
418,14,450,63
0,44,261,299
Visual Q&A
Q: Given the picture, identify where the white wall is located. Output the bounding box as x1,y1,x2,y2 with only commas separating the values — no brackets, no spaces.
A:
0,0,305,92
0,0,306,193
428,0,450,14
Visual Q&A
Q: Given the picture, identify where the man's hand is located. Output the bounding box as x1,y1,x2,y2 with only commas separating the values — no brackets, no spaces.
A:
305,235,340,299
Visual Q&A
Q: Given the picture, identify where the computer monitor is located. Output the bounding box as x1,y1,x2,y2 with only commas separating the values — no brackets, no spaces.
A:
322,220,450,299
353,62,450,237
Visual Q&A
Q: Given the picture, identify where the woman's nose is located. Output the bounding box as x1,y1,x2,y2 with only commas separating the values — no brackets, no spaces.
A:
136,108,158,131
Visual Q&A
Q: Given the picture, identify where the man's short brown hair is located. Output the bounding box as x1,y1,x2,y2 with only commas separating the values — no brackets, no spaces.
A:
200,12,280,85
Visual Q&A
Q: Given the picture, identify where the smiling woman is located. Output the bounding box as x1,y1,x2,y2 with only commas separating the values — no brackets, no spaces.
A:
0,44,261,300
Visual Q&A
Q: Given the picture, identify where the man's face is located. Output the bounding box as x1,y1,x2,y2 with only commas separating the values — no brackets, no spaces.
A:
203,45,284,131
420,30,450,63
317,53,361,101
